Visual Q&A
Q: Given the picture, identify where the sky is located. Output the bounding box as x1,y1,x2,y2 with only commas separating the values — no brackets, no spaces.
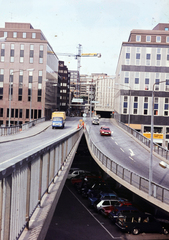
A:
0,0,169,75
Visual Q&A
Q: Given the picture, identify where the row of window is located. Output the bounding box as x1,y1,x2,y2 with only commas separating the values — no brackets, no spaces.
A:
123,97,169,115
4,31,37,39
126,52,169,61
0,43,44,63
0,108,42,119
136,35,169,43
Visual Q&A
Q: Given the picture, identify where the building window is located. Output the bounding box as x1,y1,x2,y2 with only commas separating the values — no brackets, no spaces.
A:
18,71,23,101
145,78,149,90
135,78,139,84
39,45,43,64
10,44,14,62
156,36,161,42
32,33,36,39
164,98,169,115
124,78,129,84
166,74,169,91
136,53,140,59
146,54,151,60
157,54,161,60
9,70,13,101
146,36,151,42
136,35,141,42
126,53,130,59
1,43,5,62
30,45,34,64
165,28,169,31
28,71,33,101
4,32,7,37
20,44,24,63
133,97,138,114
23,32,26,38
0,69,4,100
13,32,17,38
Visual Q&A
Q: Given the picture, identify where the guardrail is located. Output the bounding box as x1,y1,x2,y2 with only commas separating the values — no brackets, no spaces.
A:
116,120,169,161
84,129,169,207
0,127,83,240
0,117,45,136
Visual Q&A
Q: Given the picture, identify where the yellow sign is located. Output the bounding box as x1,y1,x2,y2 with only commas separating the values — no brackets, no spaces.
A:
143,133,163,139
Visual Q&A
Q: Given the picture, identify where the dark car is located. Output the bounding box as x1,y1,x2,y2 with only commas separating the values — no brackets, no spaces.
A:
100,126,111,136
109,205,139,222
115,212,169,235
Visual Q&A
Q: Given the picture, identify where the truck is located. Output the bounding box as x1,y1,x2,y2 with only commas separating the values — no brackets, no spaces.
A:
51,111,66,129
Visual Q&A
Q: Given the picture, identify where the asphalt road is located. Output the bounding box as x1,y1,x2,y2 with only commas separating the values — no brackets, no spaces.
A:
0,117,80,169
86,118,169,190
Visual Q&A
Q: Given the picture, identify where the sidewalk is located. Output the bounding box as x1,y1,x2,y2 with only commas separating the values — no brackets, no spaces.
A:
0,121,51,143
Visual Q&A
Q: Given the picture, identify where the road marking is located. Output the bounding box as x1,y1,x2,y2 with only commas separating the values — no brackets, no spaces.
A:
129,156,135,162
66,186,121,239
115,142,118,145
111,137,114,140
129,149,135,156
120,148,124,152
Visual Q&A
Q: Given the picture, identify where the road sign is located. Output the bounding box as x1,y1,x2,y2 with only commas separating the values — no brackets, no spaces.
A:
83,113,87,117
91,101,99,103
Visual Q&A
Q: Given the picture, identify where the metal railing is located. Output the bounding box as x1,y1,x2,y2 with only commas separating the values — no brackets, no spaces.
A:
84,129,169,206
117,120,169,161
0,127,83,240
0,117,45,136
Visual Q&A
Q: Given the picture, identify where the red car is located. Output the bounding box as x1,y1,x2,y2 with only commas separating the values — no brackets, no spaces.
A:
100,126,111,136
100,201,132,216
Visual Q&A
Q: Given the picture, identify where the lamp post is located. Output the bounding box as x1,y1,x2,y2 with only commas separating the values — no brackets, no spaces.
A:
8,68,34,127
149,80,167,195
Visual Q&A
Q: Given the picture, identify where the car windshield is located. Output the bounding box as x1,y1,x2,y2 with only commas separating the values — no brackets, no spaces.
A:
103,128,110,131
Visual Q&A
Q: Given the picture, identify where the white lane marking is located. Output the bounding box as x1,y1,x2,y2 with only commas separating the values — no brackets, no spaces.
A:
0,129,76,166
66,186,121,239
115,142,118,145
120,148,124,152
129,149,135,156
129,156,135,162
111,137,114,140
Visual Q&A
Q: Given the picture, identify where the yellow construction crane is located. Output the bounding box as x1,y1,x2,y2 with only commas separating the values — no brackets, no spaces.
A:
48,44,101,97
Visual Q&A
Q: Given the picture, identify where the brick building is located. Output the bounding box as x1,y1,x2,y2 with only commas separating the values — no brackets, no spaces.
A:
0,22,59,126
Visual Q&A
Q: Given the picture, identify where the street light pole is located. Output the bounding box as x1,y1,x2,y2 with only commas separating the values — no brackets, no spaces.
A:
149,80,167,195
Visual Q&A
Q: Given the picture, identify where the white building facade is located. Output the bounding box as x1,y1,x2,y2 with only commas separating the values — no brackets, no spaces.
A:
115,23,169,147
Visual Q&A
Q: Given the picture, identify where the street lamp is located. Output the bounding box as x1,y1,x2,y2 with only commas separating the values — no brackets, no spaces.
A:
8,68,34,127
115,83,131,127
149,80,167,195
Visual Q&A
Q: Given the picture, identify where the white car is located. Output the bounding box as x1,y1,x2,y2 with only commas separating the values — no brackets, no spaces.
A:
67,169,89,179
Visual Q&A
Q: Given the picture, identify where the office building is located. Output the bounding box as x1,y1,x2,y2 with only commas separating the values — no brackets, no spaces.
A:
0,22,59,126
115,23,169,147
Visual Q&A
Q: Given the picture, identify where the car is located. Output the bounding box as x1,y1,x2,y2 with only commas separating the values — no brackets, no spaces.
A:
89,191,118,207
71,173,101,186
115,212,169,235
109,205,139,222
94,198,120,212
100,126,111,136
92,117,99,125
100,201,132,217
67,169,89,179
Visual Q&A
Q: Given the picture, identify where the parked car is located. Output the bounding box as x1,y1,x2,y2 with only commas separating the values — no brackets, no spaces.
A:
115,212,169,235
100,126,111,136
67,169,89,179
100,201,132,217
71,173,101,186
89,191,118,207
92,117,99,125
94,198,120,212
109,205,139,222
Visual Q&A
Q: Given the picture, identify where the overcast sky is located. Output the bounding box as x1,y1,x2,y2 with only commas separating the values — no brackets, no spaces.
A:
0,0,169,75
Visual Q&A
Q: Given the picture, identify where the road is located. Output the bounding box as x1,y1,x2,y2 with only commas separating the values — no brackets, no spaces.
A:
86,118,169,190
0,117,79,169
